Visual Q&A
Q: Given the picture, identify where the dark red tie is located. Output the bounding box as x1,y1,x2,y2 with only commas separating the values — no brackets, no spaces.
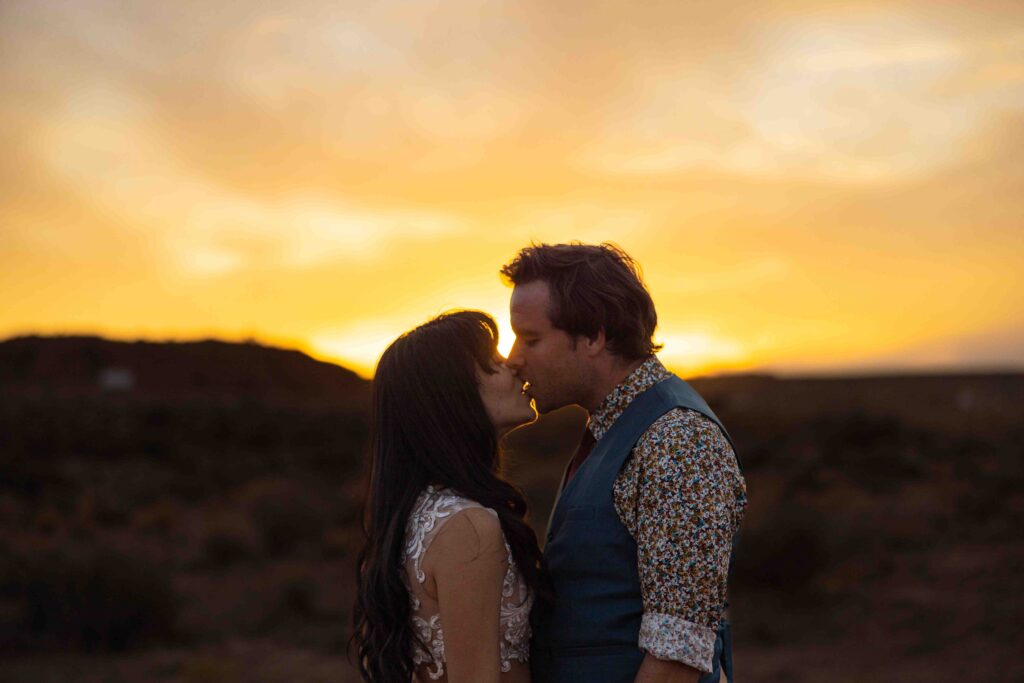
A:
565,428,596,484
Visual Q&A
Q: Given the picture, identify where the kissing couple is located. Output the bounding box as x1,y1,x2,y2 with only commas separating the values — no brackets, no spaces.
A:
353,243,747,683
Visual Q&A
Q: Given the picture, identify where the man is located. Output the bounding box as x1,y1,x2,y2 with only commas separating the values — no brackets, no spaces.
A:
501,243,747,683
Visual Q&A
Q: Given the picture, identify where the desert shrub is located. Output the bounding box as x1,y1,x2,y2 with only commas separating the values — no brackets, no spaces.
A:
196,510,261,568
247,567,325,644
740,442,778,471
250,485,330,558
182,655,240,683
292,411,366,480
90,459,178,524
811,414,923,491
733,504,830,591
322,526,359,559
130,497,182,537
0,494,25,526
0,393,368,509
281,573,318,616
201,533,253,567
1,544,179,652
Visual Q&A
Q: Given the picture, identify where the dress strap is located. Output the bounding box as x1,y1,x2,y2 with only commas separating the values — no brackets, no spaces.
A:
405,486,492,583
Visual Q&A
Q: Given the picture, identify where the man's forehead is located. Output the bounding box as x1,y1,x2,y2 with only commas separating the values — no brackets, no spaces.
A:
510,281,553,330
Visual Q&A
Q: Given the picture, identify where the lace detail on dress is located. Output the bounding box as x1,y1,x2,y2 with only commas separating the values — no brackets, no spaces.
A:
403,485,534,679
498,536,532,672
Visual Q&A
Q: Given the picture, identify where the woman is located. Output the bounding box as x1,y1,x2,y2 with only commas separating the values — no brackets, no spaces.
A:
352,311,547,683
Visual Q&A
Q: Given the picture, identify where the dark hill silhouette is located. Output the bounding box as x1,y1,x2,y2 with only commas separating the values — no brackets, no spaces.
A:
0,335,369,409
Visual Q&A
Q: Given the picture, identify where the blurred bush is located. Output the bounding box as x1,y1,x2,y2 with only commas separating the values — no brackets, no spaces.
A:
733,504,831,591
199,512,260,568
245,480,331,558
0,544,179,652
0,395,366,508
129,497,183,537
182,655,241,683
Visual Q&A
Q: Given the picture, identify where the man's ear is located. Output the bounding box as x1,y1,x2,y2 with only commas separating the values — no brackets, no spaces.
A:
582,329,607,357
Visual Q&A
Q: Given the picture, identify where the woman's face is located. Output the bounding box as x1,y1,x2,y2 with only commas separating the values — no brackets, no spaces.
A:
477,354,537,436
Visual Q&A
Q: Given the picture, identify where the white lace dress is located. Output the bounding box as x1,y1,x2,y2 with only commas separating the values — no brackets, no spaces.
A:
403,485,534,680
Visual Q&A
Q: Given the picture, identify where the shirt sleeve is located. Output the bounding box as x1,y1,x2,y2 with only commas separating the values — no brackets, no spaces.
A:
618,409,746,673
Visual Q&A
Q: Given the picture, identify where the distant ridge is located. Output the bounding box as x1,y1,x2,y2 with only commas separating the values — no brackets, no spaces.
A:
687,370,1024,433
682,368,1024,383
0,335,369,408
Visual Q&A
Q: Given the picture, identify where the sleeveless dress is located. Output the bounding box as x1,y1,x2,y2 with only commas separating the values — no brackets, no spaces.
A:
403,485,534,680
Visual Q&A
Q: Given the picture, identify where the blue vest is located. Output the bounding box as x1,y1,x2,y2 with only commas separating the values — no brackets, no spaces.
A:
531,375,739,683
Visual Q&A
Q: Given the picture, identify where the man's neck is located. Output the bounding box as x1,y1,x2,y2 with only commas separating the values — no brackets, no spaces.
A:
583,356,647,414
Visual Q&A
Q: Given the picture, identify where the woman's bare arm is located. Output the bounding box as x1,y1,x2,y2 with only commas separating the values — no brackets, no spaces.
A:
424,507,508,683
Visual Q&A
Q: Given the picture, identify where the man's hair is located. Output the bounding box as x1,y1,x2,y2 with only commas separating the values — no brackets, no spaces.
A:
500,242,662,361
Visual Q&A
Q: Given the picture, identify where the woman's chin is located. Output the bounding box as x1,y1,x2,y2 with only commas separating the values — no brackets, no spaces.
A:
523,404,539,425
499,407,538,437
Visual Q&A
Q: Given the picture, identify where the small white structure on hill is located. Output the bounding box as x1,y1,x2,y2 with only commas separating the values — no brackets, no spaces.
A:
98,366,135,392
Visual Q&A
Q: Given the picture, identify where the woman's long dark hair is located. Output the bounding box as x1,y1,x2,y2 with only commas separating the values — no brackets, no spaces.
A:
351,310,548,683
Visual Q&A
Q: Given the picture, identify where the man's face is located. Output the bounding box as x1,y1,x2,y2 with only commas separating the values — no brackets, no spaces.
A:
507,280,590,414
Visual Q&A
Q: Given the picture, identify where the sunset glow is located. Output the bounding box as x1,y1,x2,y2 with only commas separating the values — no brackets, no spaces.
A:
2,1,1022,378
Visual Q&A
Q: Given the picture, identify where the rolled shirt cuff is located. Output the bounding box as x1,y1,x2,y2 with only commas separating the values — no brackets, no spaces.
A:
638,611,717,674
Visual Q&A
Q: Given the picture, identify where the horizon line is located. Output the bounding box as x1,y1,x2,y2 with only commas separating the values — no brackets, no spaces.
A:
3,331,1022,382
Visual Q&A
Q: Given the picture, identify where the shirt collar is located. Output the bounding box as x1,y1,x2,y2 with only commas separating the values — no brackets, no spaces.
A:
588,355,671,441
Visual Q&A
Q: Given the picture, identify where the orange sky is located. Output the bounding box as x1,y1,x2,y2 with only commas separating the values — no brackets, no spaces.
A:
1,0,1022,378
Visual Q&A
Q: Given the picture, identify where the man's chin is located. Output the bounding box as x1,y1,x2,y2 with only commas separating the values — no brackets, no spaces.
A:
534,398,588,416
532,398,560,415
520,400,539,424
502,408,539,437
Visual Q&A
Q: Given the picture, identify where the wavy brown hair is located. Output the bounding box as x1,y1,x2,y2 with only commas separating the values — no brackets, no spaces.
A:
350,310,548,682
500,242,662,361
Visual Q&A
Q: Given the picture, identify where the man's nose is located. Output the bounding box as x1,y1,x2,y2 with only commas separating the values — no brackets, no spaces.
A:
506,341,524,371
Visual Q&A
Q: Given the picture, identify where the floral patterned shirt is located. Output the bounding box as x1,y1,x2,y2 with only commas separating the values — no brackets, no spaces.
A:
586,356,747,673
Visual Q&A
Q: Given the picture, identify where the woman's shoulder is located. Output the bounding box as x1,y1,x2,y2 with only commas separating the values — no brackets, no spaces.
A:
409,483,481,520
404,486,502,575
425,502,505,566
409,485,496,528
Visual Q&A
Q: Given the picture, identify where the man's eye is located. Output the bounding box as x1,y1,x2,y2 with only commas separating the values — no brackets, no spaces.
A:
526,340,539,348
